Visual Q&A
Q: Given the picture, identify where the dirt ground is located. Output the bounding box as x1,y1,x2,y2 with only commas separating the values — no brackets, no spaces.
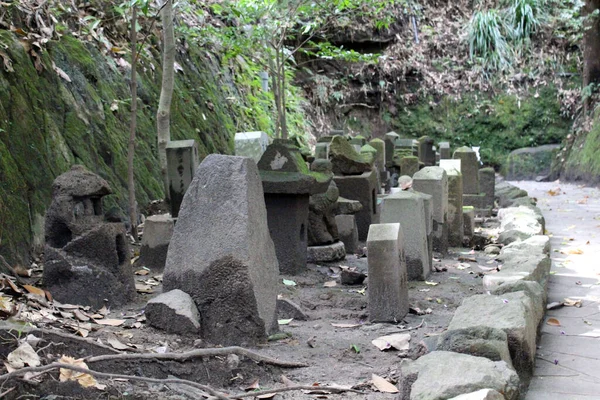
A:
0,219,503,399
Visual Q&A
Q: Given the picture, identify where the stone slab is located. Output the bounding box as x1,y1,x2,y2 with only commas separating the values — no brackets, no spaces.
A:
335,214,359,254
307,241,346,263
334,170,380,241
146,289,200,334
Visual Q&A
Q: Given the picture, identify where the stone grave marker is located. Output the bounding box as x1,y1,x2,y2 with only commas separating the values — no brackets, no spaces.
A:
413,166,449,254
234,131,269,163
166,140,199,218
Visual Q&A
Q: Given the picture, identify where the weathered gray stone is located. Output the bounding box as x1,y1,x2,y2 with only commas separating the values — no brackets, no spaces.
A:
341,268,366,285
495,182,528,208
453,147,479,194
307,241,346,263
334,197,363,215
329,136,373,175
439,142,451,160
166,140,199,218
163,155,279,346
398,351,519,400
448,291,541,376
440,165,463,247
504,144,560,181
366,223,409,322
492,280,546,323
479,168,495,209
413,167,449,254
44,165,135,309
436,326,513,368
463,206,475,240
418,136,435,166
497,206,543,245
308,161,339,247
314,142,330,160
334,170,380,241
369,138,386,174
335,214,359,254
400,156,419,177
497,235,550,260
146,289,200,334
381,192,430,280
138,214,174,271
448,389,505,400
234,131,269,163
276,298,308,321
385,132,401,168
483,253,551,294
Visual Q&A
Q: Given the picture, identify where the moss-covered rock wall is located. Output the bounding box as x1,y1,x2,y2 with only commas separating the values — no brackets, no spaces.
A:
0,32,269,265
562,112,600,185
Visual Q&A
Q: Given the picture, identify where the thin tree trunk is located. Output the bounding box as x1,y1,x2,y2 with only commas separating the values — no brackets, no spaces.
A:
128,6,138,240
157,0,175,201
280,48,288,140
583,0,600,114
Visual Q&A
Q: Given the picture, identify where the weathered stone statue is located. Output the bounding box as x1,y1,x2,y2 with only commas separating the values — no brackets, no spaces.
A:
308,160,339,246
43,165,136,308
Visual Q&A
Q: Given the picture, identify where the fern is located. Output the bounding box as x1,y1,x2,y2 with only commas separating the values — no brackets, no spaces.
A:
468,10,511,70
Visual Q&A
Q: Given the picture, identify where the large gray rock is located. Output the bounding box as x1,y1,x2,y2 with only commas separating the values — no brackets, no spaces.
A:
334,170,380,241
495,182,528,208
398,351,519,400
483,253,551,292
43,165,135,309
307,241,346,263
448,291,541,376
448,389,505,400
504,144,560,181
436,326,513,368
496,235,550,260
163,155,279,346
492,280,546,323
146,289,201,334
329,136,373,175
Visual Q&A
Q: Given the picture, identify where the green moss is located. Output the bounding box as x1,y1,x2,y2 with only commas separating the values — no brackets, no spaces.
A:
563,112,600,184
391,86,572,169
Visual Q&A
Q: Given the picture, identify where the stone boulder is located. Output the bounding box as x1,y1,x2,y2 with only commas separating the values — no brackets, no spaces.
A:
145,289,201,334
329,136,373,175
163,155,279,346
504,144,560,181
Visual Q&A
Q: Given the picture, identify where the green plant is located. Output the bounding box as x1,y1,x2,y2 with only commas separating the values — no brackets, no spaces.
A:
468,9,511,69
507,0,544,39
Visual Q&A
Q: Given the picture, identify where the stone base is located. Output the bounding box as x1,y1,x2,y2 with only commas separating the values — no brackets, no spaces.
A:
138,214,174,271
334,170,380,241
335,215,359,254
464,193,491,217
307,241,346,263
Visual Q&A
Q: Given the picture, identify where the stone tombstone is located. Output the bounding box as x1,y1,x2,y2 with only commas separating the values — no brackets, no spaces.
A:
366,223,409,322
453,146,480,194
418,136,436,166
413,167,449,254
138,214,174,271
479,167,496,210
314,142,330,160
400,156,419,178
335,214,359,254
317,135,334,143
368,138,387,184
440,159,462,172
384,131,400,168
334,170,380,241
349,135,367,152
234,131,269,163
163,155,279,346
360,144,378,166
43,165,135,308
381,191,431,280
166,140,199,218
440,165,464,248
329,136,373,175
307,160,339,247
413,190,434,269
463,206,475,239
395,138,419,156
258,140,331,274
439,142,451,159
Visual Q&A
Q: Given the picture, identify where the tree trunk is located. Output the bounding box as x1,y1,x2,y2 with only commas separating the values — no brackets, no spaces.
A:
157,0,175,201
583,0,600,113
128,6,138,240
280,48,288,140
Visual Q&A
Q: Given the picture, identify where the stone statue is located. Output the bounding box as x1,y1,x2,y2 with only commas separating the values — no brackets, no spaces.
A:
308,160,339,246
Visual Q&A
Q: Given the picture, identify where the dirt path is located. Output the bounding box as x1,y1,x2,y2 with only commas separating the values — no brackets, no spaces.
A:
509,180,600,399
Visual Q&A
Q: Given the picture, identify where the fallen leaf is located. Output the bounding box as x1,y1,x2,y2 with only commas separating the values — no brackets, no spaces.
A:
351,344,360,353
58,356,103,389
568,249,584,255
281,375,296,387
425,281,439,286
7,342,40,369
564,298,582,307
278,318,293,325
331,323,360,328
418,289,430,292
52,61,71,82
244,378,260,391
135,283,153,293
357,287,366,295
73,309,90,322
372,333,410,351
134,269,149,276
547,318,561,326
282,279,297,287
107,337,130,350
371,373,398,393
566,225,576,231
94,318,125,327
323,280,337,288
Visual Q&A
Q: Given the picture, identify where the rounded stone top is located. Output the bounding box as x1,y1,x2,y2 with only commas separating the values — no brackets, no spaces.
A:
360,144,378,154
454,146,475,153
52,165,112,197
311,159,333,174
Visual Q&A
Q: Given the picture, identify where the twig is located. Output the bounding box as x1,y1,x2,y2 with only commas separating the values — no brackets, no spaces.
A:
336,103,378,109
0,387,15,399
227,385,365,399
86,346,308,368
0,256,23,283
385,319,425,334
0,363,230,400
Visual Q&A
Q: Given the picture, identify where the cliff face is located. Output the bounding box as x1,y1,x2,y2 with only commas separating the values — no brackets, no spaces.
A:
0,31,253,265
562,112,600,185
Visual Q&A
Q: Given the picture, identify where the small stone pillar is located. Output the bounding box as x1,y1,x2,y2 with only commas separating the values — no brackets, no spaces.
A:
453,147,479,194
234,131,269,163
367,223,409,322
384,131,400,169
479,167,496,211
315,142,330,160
440,164,464,248
413,167,449,255
463,206,475,240
138,214,174,271
400,156,419,177
258,140,331,274
166,140,199,218
418,136,436,166
381,191,431,280
439,142,451,159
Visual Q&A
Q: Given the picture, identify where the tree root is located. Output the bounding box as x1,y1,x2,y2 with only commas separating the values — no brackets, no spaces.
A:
86,346,308,368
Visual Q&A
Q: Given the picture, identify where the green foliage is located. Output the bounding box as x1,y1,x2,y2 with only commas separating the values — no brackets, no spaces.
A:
507,0,544,39
468,10,510,70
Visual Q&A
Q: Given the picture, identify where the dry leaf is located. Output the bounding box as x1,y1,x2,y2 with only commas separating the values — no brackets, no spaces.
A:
371,374,399,393
244,378,260,391
107,337,130,350
73,309,90,322
563,298,582,307
52,61,71,82
425,281,439,286
58,356,102,389
371,333,410,351
547,318,561,326
281,375,296,387
567,249,584,255
323,280,337,288
134,269,149,276
278,318,293,325
94,318,125,327
7,342,40,369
